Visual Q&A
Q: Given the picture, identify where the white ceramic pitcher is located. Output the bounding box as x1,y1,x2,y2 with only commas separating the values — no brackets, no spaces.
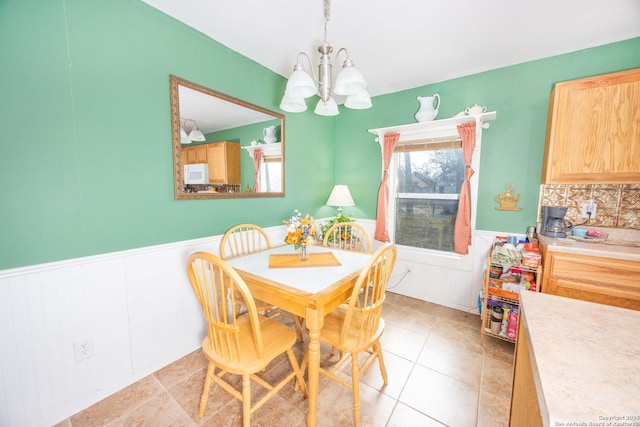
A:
415,94,440,122
263,125,277,144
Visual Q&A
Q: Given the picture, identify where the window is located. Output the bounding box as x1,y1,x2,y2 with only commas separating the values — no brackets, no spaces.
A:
259,158,282,192
389,139,469,253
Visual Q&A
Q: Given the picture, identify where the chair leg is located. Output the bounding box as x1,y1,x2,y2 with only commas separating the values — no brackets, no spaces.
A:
242,374,251,427
199,362,215,417
350,353,361,427
295,348,308,391
294,315,305,342
373,340,388,384
286,348,308,396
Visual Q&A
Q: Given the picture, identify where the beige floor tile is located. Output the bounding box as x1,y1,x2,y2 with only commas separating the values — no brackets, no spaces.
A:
69,376,163,427
364,350,414,399
199,393,307,427
477,348,514,427
154,349,209,389
400,365,479,426
105,392,194,427
315,376,396,427
166,366,235,422
380,322,428,362
336,350,414,400
417,323,484,387
387,402,447,426
66,291,516,427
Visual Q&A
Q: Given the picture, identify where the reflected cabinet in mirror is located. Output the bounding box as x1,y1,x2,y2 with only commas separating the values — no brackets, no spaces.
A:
170,75,285,199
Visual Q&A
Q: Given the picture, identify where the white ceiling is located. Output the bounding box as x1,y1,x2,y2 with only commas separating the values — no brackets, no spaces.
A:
143,0,640,99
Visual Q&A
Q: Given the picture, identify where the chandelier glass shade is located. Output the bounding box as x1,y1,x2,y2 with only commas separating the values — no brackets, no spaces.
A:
280,0,371,116
180,118,205,144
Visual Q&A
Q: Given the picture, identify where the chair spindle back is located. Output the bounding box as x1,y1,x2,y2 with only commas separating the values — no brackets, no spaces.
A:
220,224,272,259
340,244,397,347
187,252,264,360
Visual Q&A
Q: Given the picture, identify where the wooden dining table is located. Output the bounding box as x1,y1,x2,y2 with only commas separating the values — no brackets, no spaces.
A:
225,243,371,427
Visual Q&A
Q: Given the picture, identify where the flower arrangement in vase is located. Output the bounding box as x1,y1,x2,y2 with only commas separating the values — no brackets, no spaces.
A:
283,210,317,260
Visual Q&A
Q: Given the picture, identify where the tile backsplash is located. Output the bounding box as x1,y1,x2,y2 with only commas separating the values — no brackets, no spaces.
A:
539,184,640,229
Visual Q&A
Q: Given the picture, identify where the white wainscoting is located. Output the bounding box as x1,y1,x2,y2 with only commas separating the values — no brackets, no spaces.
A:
0,222,510,426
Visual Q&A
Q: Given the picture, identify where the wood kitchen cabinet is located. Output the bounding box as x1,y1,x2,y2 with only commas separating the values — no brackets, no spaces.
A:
182,145,207,164
509,312,542,427
540,250,640,310
541,67,640,183
206,141,240,184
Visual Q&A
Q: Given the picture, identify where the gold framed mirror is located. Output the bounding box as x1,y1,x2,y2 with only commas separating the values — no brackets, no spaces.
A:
170,75,285,199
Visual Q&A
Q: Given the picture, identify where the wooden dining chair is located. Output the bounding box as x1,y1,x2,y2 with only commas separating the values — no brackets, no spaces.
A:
220,223,304,341
186,251,307,427
322,221,372,253
323,222,372,321
220,223,272,259
301,243,397,427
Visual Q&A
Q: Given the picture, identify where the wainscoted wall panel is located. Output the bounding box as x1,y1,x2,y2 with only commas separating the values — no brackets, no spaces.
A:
539,184,640,228
124,246,204,375
0,221,499,426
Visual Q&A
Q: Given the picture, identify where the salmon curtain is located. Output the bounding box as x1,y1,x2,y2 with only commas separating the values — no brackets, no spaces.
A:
374,132,400,242
252,149,262,192
453,122,477,254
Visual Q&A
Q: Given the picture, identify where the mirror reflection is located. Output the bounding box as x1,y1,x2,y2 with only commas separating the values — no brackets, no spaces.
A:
170,75,285,199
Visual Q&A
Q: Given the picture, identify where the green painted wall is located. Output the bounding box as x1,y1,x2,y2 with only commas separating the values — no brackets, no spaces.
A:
0,0,638,269
0,0,333,269
336,38,640,233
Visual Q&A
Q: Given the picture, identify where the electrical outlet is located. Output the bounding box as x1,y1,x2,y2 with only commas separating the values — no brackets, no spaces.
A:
74,338,94,362
581,200,597,219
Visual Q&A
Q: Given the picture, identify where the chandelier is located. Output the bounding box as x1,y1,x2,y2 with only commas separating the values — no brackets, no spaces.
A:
279,0,372,116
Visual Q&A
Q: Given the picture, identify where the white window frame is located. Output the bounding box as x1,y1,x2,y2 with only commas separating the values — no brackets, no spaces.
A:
369,115,495,271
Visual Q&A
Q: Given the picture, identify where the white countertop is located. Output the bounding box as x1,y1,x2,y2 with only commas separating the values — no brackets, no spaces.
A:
520,291,640,426
538,227,640,262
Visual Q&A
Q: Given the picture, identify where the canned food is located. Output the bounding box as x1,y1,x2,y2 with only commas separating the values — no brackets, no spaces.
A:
489,265,503,278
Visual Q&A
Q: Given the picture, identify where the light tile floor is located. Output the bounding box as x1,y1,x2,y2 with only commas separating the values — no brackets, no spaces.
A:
55,292,515,427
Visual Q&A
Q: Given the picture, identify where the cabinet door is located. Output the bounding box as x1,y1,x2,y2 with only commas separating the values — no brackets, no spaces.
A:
542,68,640,183
224,142,241,184
183,145,207,165
206,142,240,184
542,251,640,310
207,143,226,183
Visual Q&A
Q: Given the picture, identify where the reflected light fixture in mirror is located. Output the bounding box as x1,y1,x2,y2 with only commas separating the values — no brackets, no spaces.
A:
170,75,285,200
181,118,206,143
326,184,355,216
279,0,372,116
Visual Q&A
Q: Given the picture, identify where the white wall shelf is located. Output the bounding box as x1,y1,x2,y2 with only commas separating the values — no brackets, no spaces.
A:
242,142,282,158
368,111,496,144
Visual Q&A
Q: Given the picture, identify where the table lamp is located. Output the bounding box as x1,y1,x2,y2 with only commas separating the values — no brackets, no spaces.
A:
326,185,355,216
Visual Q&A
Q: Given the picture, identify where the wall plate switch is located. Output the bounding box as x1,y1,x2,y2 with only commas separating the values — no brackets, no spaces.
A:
581,201,597,219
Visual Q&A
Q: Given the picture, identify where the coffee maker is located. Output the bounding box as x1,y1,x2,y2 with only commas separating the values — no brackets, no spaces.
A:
541,205,573,238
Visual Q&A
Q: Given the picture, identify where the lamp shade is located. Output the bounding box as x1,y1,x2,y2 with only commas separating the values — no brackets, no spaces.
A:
280,94,307,113
180,127,191,144
344,89,372,110
314,97,339,116
334,63,367,96
188,128,206,142
285,66,317,99
326,185,355,207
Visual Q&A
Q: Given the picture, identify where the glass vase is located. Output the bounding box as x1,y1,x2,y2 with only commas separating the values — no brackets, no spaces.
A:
297,242,309,261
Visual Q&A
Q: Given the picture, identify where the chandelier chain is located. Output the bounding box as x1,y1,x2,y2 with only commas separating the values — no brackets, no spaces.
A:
323,0,331,42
